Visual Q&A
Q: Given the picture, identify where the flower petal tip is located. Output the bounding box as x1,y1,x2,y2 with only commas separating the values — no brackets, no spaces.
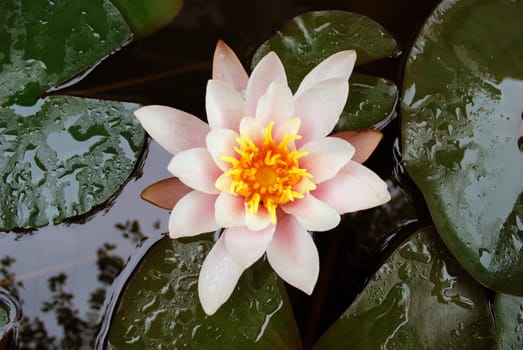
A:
140,177,191,210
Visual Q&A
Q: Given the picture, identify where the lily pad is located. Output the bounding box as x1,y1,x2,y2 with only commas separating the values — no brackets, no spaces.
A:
0,97,144,230
251,10,399,130
0,0,132,107
0,304,7,334
494,293,523,349
107,235,302,349
335,73,398,131
401,0,523,294
110,0,183,37
314,226,497,349
252,11,399,90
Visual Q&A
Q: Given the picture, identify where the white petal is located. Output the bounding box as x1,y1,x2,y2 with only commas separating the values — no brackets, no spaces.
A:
206,80,248,131
215,173,233,193
281,194,340,232
294,79,349,146
167,148,221,194
198,235,244,315
212,40,249,93
295,50,357,97
274,117,301,144
215,192,245,228
169,191,219,238
239,117,265,145
299,137,355,184
246,52,287,117
224,224,275,268
313,160,391,214
135,105,210,156
245,207,272,231
255,81,294,128
206,128,239,171
267,216,319,294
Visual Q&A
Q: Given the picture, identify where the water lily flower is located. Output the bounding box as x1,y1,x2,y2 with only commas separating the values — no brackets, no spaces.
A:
135,41,391,315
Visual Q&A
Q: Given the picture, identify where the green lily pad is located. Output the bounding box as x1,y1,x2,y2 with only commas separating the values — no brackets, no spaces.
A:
107,235,302,349
401,0,523,295
0,97,144,230
314,226,497,349
0,0,132,107
494,293,523,349
335,73,398,131
110,0,183,37
251,10,399,131
0,304,7,333
252,11,399,90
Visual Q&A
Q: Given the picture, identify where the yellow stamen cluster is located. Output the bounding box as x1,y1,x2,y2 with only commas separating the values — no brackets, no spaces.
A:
220,122,314,223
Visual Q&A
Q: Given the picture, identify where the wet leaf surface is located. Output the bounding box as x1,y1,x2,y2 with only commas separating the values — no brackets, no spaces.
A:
252,10,399,91
494,293,523,349
401,0,523,295
0,304,7,333
314,226,496,349
0,0,131,106
110,0,183,37
0,97,144,230
335,74,398,131
251,11,399,131
107,234,302,349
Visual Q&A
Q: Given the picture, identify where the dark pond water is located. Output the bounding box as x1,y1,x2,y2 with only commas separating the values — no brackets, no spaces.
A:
1,0,442,348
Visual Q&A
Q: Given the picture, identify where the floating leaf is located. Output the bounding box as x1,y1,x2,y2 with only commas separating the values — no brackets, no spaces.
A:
110,0,183,37
107,235,301,349
494,293,523,349
401,0,523,295
251,11,399,130
335,74,398,131
0,0,132,106
252,11,399,90
0,97,144,230
0,304,7,334
314,227,496,349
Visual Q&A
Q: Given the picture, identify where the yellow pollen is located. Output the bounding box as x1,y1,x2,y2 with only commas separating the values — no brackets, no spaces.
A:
220,121,313,223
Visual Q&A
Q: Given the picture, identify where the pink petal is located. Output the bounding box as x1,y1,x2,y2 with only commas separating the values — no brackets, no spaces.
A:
212,40,249,93
313,160,391,214
281,194,340,232
239,117,264,145
246,52,287,117
295,50,357,98
299,137,355,184
167,148,221,194
294,79,349,146
206,79,248,130
169,191,219,238
245,207,272,231
332,129,383,163
255,81,294,129
198,235,245,315
134,105,210,156
214,192,245,228
224,224,275,268
141,177,191,210
206,128,239,171
267,215,319,294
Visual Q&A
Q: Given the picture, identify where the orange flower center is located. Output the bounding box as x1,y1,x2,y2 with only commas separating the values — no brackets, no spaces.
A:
219,121,315,223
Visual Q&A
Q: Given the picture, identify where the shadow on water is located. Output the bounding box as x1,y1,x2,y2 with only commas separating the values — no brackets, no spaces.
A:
1,0,441,348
